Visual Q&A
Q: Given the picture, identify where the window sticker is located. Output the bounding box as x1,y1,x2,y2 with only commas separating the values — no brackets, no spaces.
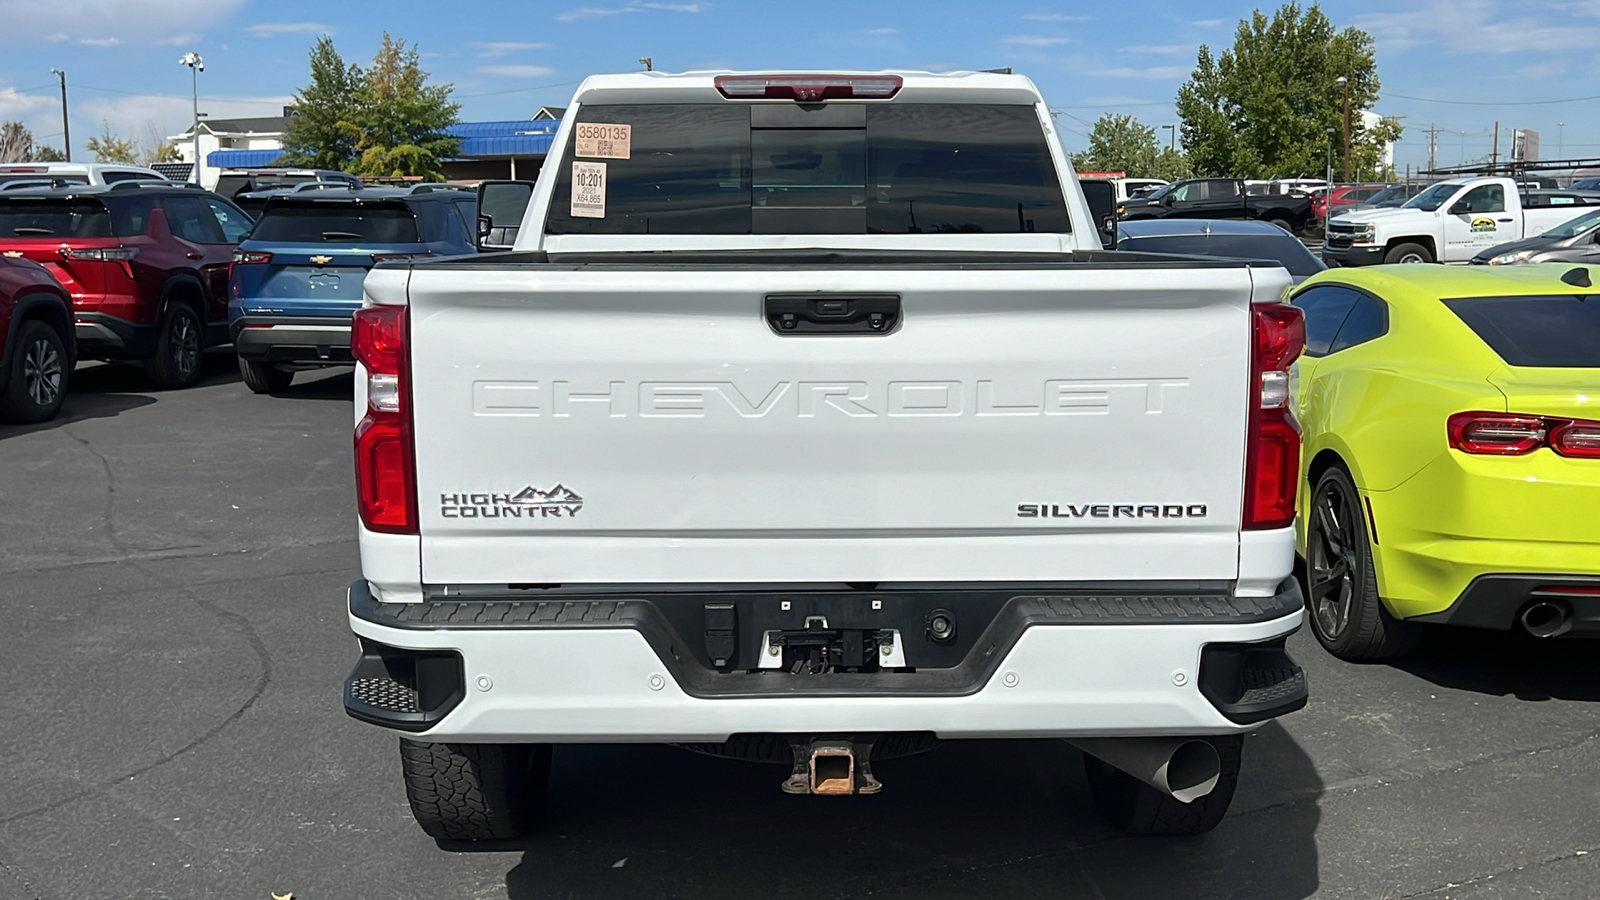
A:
571,161,607,218
575,123,632,159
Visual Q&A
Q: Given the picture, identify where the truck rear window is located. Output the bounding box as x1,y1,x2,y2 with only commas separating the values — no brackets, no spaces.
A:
250,202,420,243
544,103,1072,235
1443,294,1600,367
0,199,112,238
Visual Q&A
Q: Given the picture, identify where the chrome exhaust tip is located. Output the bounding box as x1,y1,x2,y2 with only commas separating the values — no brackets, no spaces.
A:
1519,600,1573,638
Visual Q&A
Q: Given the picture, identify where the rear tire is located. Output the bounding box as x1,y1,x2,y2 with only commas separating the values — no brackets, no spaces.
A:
1268,218,1294,234
238,357,294,394
144,303,204,389
399,740,551,842
1383,242,1433,264
1304,466,1421,660
0,320,68,423
1082,735,1242,835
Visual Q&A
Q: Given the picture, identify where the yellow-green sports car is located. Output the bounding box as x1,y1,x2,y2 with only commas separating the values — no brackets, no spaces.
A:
1289,263,1600,659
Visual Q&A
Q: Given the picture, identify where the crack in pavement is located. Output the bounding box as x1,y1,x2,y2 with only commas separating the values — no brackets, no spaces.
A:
59,425,170,557
0,843,41,900
1402,846,1600,898
0,535,351,578
0,559,275,828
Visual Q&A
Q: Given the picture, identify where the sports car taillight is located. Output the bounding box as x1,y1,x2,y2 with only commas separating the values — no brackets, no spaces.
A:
1449,412,1600,459
352,304,417,534
1244,304,1306,530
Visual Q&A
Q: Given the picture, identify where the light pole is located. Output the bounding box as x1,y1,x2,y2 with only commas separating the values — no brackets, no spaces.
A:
1336,75,1351,183
1325,127,1336,246
179,52,204,185
1160,123,1175,152
47,69,69,161
1558,121,1565,160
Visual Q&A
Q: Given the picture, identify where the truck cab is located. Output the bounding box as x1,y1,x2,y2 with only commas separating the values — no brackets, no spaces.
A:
1119,177,1313,234
1324,176,1600,266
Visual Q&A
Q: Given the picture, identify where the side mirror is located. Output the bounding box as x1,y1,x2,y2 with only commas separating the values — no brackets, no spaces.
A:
1078,180,1118,249
1449,200,1469,216
475,179,536,252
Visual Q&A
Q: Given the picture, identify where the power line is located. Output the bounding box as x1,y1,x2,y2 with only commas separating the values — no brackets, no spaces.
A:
1383,90,1600,107
456,79,582,99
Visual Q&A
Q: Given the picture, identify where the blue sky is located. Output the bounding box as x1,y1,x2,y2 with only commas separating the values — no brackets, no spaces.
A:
1,0,1597,174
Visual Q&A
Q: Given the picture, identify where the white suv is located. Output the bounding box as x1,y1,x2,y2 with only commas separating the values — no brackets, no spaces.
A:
0,162,169,191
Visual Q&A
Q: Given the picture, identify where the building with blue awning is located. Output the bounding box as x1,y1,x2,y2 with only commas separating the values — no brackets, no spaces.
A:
189,111,561,186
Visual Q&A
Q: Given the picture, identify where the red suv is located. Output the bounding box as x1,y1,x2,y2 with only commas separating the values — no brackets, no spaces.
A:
1311,183,1390,222
0,255,74,422
0,183,253,388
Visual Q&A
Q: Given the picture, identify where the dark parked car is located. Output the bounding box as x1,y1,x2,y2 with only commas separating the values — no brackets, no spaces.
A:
214,167,362,212
1570,177,1600,191
1336,182,1434,215
228,185,477,393
0,255,74,422
1471,206,1600,266
1116,219,1326,284
0,183,253,389
1118,177,1315,235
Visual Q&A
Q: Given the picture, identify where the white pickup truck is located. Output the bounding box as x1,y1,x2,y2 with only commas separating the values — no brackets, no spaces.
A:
1324,176,1600,265
341,70,1309,842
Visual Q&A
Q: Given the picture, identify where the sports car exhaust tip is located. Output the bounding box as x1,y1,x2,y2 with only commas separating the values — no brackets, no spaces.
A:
1070,737,1222,803
1519,600,1573,638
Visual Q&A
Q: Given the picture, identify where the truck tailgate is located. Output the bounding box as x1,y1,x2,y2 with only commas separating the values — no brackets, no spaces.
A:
404,262,1258,585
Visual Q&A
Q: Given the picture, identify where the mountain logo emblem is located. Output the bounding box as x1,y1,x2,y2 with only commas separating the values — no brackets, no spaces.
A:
510,484,584,512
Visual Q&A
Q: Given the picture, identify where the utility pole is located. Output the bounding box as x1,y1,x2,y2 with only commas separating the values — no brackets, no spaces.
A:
1422,122,1443,173
1336,75,1351,183
1558,122,1564,160
1490,121,1499,172
48,69,69,161
179,52,204,185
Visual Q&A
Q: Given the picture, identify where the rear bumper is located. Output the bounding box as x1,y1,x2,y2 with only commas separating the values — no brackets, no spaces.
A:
74,312,155,360
1412,574,1600,633
343,578,1307,741
230,315,353,363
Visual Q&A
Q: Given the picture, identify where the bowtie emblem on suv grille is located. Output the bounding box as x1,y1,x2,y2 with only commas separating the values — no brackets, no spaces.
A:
2,251,22,258
310,255,333,265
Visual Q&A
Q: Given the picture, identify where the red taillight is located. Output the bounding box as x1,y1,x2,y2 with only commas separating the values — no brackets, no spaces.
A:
228,250,272,281
714,74,903,101
352,304,416,534
1244,304,1305,530
1448,412,1600,458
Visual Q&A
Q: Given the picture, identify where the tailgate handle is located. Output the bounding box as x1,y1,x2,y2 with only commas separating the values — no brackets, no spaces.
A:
765,293,900,335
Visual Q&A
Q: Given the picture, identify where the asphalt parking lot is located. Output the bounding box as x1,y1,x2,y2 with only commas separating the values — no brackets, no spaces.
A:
3,356,1600,900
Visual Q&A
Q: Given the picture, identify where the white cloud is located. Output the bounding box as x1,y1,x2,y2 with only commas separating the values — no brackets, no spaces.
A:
1119,44,1189,54
1003,35,1072,46
78,37,121,46
1022,12,1089,21
1355,0,1600,53
478,65,559,78
243,22,330,37
473,41,555,57
864,27,899,35
1100,65,1191,79
0,0,245,46
556,1,706,21
1188,18,1226,27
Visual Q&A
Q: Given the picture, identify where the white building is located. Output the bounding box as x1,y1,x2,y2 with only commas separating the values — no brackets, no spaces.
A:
1360,110,1397,171
169,111,293,188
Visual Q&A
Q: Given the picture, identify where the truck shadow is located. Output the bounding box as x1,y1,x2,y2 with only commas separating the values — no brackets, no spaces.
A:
494,725,1322,900
1390,626,1600,702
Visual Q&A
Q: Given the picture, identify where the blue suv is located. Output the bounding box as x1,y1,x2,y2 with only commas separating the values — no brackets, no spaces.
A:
228,185,477,393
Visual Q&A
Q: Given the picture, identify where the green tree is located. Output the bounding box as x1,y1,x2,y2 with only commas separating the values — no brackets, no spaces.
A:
140,123,181,167
30,144,68,162
348,33,460,180
0,121,33,163
1073,114,1191,181
85,121,138,163
1175,2,1394,180
278,35,366,170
